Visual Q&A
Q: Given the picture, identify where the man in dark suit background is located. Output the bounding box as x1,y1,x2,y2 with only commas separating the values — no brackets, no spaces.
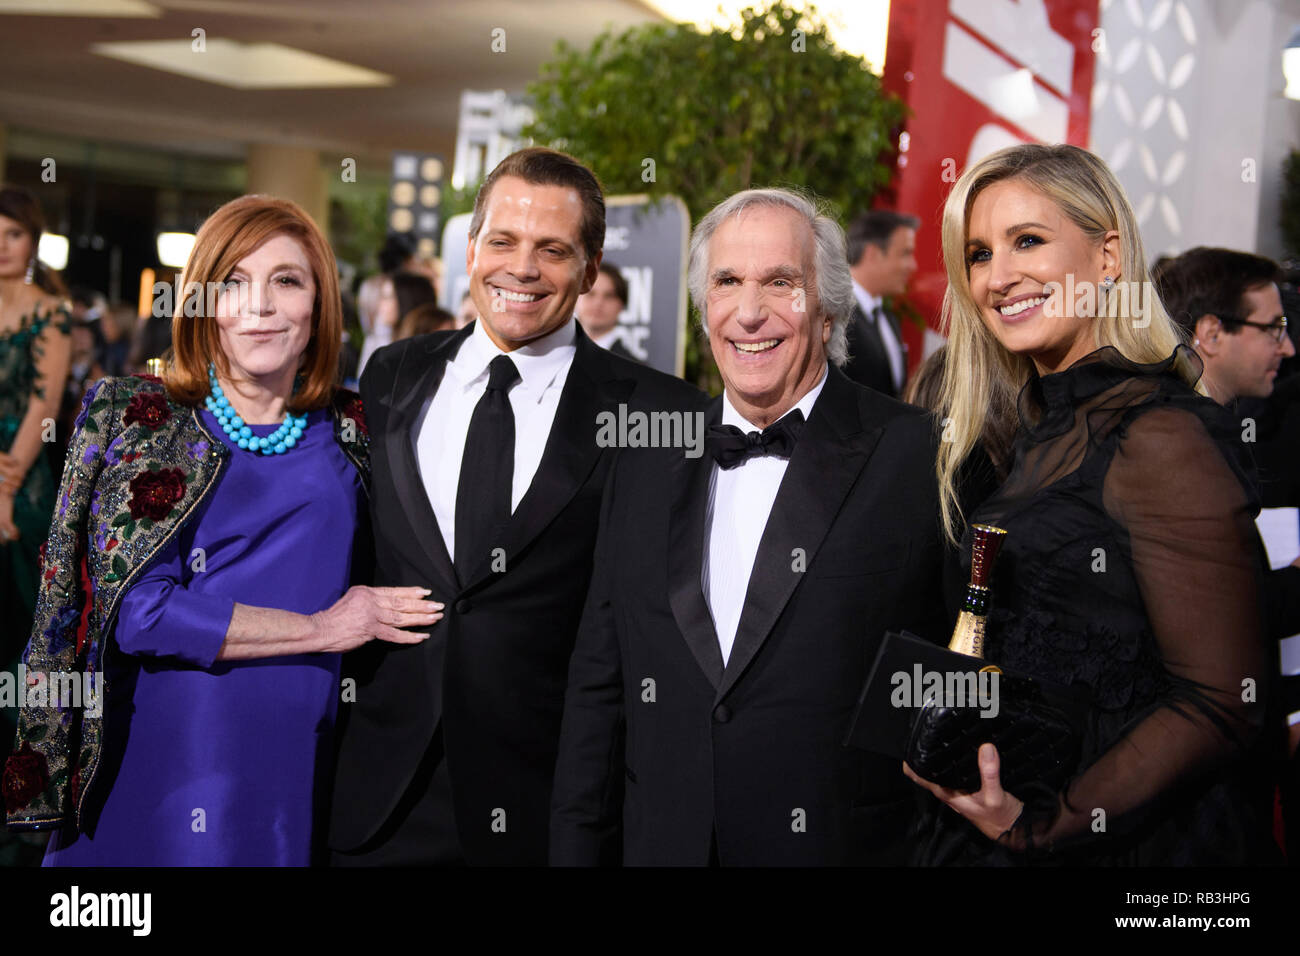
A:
577,260,640,362
549,188,950,866
329,148,702,866
842,210,918,398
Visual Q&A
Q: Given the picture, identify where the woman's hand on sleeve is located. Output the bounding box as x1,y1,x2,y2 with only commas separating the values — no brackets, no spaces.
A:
116,532,444,664
215,586,443,660
307,585,444,653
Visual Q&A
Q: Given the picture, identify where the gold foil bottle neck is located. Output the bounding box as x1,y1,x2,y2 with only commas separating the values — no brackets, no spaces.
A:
948,610,986,658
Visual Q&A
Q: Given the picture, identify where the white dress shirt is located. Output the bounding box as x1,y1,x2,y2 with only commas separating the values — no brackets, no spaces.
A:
412,318,577,561
589,328,618,350
704,366,828,664
851,280,906,393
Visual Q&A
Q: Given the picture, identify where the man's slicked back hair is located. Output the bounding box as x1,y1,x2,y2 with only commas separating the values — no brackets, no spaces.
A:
468,147,606,262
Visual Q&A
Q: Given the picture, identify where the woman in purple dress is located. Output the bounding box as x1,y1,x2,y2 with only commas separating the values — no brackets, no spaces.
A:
3,195,443,865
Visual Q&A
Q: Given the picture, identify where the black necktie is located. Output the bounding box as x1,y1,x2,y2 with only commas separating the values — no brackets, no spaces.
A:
706,409,805,470
871,306,903,389
454,355,520,582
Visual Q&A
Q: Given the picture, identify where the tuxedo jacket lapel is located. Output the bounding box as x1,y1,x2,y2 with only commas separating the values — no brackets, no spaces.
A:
717,368,883,701
382,327,468,592
667,397,726,689
461,326,631,592
852,303,889,372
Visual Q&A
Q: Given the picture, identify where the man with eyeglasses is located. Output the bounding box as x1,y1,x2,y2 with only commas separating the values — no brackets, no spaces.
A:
1153,246,1294,403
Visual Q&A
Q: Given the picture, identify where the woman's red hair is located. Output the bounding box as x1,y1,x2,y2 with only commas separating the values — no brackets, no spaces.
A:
164,194,340,411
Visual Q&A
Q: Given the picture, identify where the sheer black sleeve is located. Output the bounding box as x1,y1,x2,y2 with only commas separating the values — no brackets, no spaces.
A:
1006,405,1268,851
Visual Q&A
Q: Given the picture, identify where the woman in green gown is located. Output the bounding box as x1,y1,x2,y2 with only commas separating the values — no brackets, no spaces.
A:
0,186,70,865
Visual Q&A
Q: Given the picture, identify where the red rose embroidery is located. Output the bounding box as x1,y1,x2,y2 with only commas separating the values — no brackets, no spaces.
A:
2,743,50,814
343,396,367,436
123,391,172,431
127,468,187,521
134,373,162,384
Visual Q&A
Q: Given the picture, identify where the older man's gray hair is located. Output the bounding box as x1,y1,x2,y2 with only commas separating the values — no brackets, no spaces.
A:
687,188,854,367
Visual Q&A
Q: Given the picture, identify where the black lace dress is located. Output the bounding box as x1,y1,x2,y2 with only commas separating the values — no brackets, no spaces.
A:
916,347,1280,865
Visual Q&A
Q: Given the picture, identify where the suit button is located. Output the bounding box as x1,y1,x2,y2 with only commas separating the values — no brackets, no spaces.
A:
713,705,731,723
454,599,472,614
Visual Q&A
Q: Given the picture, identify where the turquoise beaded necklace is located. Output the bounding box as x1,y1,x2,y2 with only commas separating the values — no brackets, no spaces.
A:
204,363,307,455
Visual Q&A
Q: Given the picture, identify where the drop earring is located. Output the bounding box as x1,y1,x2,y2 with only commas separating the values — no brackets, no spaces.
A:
1100,275,1115,293
23,256,35,285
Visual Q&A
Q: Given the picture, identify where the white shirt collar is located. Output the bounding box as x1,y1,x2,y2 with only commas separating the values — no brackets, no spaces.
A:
721,363,829,432
450,317,577,401
851,280,882,319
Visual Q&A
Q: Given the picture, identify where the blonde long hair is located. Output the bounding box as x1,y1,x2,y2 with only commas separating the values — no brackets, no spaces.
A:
935,143,1192,544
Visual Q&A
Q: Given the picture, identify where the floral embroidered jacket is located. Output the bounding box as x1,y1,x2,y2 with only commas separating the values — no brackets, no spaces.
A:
2,373,370,830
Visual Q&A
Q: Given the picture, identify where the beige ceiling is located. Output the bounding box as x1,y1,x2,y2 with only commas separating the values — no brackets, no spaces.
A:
0,0,664,166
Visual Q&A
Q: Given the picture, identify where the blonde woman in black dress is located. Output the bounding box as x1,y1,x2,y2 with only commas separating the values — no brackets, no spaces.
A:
905,144,1278,864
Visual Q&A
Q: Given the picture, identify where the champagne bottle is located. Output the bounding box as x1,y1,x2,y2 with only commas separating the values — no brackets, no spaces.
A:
947,524,1007,659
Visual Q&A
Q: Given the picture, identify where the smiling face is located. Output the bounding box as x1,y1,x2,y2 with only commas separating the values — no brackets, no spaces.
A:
965,178,1120,375
1203,282,1294,400
213,232,316,387
466,175,598,351
705,205,828,428
0,214,34,282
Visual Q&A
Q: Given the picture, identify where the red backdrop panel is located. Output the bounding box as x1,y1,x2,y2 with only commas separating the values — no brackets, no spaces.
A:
880,0,1101,366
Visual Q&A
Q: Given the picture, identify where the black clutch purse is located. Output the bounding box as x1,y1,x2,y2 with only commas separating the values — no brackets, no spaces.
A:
907,525,1082,793
905,669,1081,793
846,525,1085,795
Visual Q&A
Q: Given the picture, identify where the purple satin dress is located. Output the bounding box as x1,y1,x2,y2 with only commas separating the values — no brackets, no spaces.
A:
43,406,361,866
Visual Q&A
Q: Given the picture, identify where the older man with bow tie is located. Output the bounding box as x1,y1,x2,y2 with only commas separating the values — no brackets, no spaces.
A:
549,188,952,866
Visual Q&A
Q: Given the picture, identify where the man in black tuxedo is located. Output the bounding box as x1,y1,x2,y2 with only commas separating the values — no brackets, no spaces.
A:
329,148,703,866
577,261,640,363
549,189,950,866
842,210,918,398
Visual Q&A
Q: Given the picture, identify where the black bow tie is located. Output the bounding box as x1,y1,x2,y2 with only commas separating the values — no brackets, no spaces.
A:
706,409,806,469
